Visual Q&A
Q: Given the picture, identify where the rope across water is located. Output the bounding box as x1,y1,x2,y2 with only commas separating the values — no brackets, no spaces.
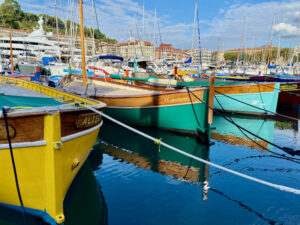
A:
84,105,300,195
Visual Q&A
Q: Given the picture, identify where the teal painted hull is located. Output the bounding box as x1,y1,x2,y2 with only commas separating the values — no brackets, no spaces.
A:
214,83,280,115
104,102,209,137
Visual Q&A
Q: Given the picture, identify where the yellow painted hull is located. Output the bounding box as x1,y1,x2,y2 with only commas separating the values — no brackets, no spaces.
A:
0,113,101,224
172,70,197,76
0,76,106,224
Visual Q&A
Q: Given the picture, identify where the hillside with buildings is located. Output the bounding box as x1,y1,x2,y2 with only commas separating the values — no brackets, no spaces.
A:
0,0,117,43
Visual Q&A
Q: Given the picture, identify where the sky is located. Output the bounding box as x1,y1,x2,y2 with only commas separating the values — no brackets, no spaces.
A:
5,0,300,50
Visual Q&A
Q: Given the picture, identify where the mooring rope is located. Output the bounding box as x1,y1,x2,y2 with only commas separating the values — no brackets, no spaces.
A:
186,87,300,158
83,105,300,195
213,95,300,162
2,107,27,225
213,89,299,121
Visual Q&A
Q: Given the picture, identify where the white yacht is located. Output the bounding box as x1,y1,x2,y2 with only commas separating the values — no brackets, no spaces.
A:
0,17,81,62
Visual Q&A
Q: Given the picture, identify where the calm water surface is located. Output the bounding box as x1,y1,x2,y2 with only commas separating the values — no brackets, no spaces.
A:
1,106,300,225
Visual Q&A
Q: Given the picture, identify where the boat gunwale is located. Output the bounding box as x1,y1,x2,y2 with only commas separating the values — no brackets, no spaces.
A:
0,104,104,119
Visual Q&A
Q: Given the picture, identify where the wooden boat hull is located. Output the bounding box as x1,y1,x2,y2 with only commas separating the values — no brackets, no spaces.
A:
0,76,106,225
140,79,280,115
278,83,300,106
96,89,210,138
213,83,280,115
0,110,103,225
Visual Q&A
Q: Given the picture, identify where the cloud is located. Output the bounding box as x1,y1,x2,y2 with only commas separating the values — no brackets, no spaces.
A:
273,23,297,37
200,1,300,50
13,0,300,50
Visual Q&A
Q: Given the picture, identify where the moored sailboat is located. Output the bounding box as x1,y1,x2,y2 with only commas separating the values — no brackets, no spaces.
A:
0,76,105,224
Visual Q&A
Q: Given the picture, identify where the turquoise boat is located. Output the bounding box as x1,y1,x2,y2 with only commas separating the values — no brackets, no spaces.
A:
145,79,280,115
63,78,213,142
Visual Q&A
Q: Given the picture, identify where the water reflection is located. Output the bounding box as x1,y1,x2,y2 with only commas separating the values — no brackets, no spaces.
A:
212,115,275,150
0,145,107,225
99,121,210,199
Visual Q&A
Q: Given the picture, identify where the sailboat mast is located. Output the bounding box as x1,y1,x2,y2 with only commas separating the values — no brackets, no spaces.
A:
266,15,275,74
276,35,281,65
55,0,61,62
153,8,156,49
10,32,14,75
79,0,87,87
134,13,136,57
192,1,197,59
142,1,145,42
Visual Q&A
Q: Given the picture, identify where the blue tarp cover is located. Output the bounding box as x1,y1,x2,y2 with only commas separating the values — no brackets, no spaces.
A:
268,64,276,69
98,55,124,61
41,57,57,66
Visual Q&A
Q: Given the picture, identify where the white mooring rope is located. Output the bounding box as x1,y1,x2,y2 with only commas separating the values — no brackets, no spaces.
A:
85,105,300,195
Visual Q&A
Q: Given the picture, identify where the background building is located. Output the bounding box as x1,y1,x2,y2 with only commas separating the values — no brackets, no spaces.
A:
118,40,155,60
184,49,212,64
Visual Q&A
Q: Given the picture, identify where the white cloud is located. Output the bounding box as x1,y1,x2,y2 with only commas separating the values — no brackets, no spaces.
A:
273,23,297,37
12,0,300,50
200,1,300,50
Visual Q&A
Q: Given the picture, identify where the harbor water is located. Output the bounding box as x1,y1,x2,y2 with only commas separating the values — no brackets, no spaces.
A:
1,106,300,225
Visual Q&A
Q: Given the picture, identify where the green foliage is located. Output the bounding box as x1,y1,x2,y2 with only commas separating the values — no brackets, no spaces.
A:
225,47,294,64
224,52,248,62
0,0,22,28
224,52,238,62
0,0,117,43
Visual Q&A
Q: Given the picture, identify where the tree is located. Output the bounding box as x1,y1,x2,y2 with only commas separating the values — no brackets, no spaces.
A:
0,0,22,28
0,0,118,43
224,52,238,62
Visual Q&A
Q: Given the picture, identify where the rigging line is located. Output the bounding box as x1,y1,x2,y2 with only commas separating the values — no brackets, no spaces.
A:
210,188,276,225
91,0,103,54
257,83,266,111
135,22,144,57
83,105,300,195
2,107,27,225
157,22,163,52
213,95,300,163
196,4,202,67
213,89,299,122
186,87,300,158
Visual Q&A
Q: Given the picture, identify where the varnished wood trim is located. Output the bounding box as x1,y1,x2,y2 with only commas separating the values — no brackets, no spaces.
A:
96,89,206,107
60,110,102,137
215,83,276,94
0,116,44,144
61,121,102,142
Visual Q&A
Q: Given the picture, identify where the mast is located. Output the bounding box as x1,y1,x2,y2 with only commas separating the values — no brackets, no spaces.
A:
217,38,220,68
276,35,281,66
266,15,275,74
10,32,14,75
192,1,197,59
79,0,87,87
142,1,145,42
134,13,136,58
153,8,156,49
55,0,61,62
236,17,246,68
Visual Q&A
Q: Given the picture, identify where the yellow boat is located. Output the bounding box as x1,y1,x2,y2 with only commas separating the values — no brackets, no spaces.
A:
0,76,106,224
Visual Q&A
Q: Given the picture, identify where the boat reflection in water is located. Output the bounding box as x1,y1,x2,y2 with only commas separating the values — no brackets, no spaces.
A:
99,121,210,200
211,115,275,150
0,145,108,225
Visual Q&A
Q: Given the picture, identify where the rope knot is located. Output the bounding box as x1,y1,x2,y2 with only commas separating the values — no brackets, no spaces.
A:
154,138,162,152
